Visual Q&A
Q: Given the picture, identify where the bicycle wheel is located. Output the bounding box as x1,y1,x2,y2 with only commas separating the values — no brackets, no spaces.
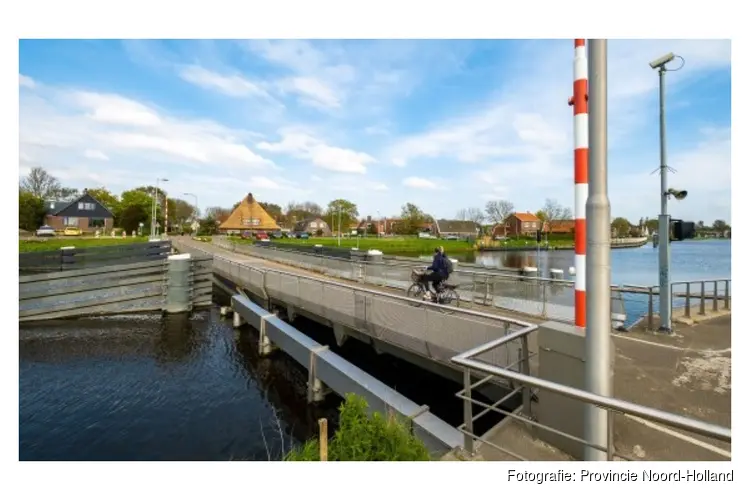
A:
406,283,424,300
443,289,460,307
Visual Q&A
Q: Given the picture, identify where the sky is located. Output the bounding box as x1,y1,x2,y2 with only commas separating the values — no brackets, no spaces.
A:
18,39,731,224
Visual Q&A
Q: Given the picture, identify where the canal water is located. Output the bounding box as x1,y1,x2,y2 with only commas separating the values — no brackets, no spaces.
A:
19,293,496,461
472,239,731,286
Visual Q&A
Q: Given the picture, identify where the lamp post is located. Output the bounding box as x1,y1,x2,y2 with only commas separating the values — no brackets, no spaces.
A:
649,51,685,333
337,203,342,247
151,178,168,239
584,38,612,462
183,192,199,235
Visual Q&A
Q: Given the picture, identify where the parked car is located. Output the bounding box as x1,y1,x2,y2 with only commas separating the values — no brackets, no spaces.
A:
240,231,252,239
297,232,309,239
255,231,269,241
35,225,55,237
63,227,82,236
270,231,284,239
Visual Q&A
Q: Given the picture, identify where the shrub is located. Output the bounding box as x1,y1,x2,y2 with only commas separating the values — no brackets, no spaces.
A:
285,394,430,461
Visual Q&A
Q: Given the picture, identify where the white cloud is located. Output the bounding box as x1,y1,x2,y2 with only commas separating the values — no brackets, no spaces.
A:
403,176,440,190
20,80,274,170
278,76,340,109
178,65,274,100
257,131,374,174
19,74,36,88
83,149,109,161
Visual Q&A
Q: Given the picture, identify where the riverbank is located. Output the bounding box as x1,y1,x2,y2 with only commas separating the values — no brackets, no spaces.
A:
477,237,649,252
19,236,150,253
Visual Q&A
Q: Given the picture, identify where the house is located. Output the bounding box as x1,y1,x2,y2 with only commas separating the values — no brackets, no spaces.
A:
219,192,280,234
431,219,481,238
543,219,576,235
494,212,542,238
293,217,332,236
44,190,115,233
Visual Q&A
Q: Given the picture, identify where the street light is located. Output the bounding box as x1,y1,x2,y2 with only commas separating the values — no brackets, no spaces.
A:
337,203,342,247
151,178,168,239
183,192,199,235
650,51,685,333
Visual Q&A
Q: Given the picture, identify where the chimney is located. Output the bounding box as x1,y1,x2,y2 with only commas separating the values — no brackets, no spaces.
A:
83,188,88,194
247,192,254,203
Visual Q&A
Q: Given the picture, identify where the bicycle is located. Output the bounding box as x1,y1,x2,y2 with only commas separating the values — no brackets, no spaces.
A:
406,269,460,306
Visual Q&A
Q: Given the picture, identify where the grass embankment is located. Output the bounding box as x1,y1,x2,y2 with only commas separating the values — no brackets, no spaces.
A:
234,236,474,254
19,237,150,253
285,394,430,461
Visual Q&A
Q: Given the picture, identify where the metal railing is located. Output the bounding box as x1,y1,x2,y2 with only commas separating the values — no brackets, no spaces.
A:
175,238,537,370
451,329,732,461
212,238,633,325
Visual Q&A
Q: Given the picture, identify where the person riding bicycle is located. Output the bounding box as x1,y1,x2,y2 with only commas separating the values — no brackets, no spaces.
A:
422,246,450,300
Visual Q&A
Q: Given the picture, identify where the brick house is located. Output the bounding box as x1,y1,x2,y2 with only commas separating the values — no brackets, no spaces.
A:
430,219,481,238
493,212,542,238
543,219,576,235
293,217,332,236
44,190,115,233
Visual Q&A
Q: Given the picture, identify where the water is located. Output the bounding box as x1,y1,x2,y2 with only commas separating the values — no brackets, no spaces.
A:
474,239,731,285
19,295,494,461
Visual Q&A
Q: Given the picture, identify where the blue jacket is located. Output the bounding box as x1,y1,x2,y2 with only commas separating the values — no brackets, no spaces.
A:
427,253,449,277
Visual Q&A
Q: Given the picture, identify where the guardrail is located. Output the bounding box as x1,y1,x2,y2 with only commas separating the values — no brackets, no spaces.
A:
19,240,173,273
450,329,732,461
212,239,723,329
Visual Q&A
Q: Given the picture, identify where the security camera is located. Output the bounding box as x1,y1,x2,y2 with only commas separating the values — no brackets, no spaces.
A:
666,188,688,200
650,53,675,69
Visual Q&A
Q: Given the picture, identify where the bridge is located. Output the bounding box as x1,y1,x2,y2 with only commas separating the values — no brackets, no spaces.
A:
172,236,731,461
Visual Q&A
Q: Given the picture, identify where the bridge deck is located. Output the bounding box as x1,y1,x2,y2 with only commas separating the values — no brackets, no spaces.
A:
480,315,731,461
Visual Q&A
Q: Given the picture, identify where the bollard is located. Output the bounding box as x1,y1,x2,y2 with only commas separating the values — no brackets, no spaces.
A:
648,286,654,330
549,268,564,280
522,266,538,278
164,254,192,314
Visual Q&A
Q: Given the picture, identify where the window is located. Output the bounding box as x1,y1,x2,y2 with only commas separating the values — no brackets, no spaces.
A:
309,222,318,228
242,218,260,226
90,218,106,228
523,222,531,228
78,202,95,210
63,217,79,226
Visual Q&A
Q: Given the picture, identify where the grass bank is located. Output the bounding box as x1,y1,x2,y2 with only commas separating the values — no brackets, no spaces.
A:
285,394,430,461
238,236,474,254
19,237,150,253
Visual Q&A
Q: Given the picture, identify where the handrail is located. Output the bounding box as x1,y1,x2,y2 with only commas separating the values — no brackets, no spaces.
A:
177,238,536,329
451,330,732,457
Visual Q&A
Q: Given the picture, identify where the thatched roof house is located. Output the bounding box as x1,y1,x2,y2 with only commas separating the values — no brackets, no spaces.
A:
219,192,280,233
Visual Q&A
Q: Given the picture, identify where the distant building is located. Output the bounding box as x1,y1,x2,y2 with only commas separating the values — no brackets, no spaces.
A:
219,192,280,234
43,190,115,233
493,212,542,238
293,217,332,236
430,219,481,238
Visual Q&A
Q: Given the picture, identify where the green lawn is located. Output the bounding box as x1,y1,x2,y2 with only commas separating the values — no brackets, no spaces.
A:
233,236,475,254
19,237,150,253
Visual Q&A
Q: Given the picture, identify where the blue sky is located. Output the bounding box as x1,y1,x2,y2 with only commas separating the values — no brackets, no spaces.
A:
18,39,731,224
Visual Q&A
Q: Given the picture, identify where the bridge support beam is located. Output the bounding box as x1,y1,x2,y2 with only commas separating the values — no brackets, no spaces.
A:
535,321,614,460
333,324,350,347
258,312,278,356
307,346,331,403
233,310,246,328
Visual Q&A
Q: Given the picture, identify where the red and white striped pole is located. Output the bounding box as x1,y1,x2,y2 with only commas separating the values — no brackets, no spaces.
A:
568,39,588,328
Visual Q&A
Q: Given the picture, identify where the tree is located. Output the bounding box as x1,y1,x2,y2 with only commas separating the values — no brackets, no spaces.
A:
540,198,572,223
326,199,359,233
119,204,149,233
398,203,427,235
286,201,323,224
611,217,632,238
19,189,46,231
712,220,730,232
119,188,157,227
485,200,514,225
170,198,196,225
85,187,120,213
456,207,484,225
535,210,547,222
644,218,659,233
204,206,232,221
20,166,61,199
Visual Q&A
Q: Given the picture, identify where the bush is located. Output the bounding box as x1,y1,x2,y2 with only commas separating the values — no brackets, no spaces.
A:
285,394,430,461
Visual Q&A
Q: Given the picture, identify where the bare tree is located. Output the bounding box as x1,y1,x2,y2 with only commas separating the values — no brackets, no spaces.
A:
20,166,61,199
540,198,572,222
455,208,468,220
485,200,514,224
466,207,485,225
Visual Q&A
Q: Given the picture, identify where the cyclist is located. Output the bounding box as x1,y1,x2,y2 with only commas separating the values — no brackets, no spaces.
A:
422,246,450,301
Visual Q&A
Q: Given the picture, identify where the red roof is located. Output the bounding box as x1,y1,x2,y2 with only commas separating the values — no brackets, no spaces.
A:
513,212,540,223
